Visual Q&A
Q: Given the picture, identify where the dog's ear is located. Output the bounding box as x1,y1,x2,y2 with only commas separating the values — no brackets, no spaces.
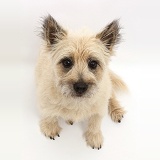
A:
41,15,67,45
96,20,121,52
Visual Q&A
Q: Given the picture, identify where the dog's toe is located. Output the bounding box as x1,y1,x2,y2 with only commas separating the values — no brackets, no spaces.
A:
92,145,102,150
110,108,125,123
40,120,62,140
85,130,103,150
50,136,55,140
66,120,74,125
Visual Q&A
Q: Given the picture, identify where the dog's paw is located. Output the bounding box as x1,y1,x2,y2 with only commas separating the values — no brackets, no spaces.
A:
40,121,62,140
85,130,103,150
66,120,74,125
110,108,125,123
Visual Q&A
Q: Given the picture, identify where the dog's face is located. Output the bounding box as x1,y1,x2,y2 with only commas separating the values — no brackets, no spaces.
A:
53,36,106,98
41,15,120,98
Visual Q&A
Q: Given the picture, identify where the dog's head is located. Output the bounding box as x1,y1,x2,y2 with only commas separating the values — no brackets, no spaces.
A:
41,15,121,98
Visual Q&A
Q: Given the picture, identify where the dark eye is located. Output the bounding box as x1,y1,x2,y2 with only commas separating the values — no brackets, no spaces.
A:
88,60,98,70
61,58,73,68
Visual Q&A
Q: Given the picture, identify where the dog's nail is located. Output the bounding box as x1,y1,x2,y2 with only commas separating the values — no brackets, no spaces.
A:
100,145,101,149
122,115,124,118
70,121,73,125
118,120,121,123
57,134,60,137
50,137,55,140
98,148,99,150
92,147,94,149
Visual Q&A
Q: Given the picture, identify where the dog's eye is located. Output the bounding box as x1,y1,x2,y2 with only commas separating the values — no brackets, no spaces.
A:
88,60,98,70
61,58,73,68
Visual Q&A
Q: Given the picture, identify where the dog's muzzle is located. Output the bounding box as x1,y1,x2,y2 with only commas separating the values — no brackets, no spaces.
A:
73,81,88,96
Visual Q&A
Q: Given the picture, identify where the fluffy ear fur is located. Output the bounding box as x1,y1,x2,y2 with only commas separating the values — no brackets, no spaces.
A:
96,20,121,52
41,15,67,45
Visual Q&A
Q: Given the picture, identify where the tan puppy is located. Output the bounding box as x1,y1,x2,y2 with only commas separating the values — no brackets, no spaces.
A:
35,15,127,149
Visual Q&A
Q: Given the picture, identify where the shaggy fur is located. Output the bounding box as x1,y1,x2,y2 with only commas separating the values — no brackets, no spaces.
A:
35,15,127,149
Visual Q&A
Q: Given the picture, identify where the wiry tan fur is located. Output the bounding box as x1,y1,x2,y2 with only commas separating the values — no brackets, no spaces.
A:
109,70,128,93
35,15,127,149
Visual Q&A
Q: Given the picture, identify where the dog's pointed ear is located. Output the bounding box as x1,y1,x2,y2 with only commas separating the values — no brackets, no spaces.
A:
96,20,121,52
41,15,67,45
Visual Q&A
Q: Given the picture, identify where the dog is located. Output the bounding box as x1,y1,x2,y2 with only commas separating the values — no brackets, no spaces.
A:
35,15,127,149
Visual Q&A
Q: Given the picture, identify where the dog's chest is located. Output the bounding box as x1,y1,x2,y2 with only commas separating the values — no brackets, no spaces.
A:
57,102,106,122
58,105,97,122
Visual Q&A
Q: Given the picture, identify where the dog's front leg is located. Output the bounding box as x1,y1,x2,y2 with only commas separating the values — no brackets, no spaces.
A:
108,94,126,123
85,114,103,149
40,116,62,140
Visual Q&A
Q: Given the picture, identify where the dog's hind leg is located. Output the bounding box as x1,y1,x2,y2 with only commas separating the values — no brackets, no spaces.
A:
66,120,74,125
108,94,126,123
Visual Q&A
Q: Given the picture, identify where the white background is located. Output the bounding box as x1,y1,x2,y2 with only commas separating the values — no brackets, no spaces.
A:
0,0,160,160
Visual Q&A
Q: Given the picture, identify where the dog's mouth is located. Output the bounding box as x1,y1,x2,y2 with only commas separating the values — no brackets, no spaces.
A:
71,87,97,99
60,82,97,98
63,89,96,99
72,93,86,98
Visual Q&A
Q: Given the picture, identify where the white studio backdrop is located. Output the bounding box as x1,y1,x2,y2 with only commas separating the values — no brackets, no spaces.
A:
0,0,160,160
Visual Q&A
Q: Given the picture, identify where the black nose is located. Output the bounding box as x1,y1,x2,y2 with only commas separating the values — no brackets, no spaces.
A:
73,82,88,95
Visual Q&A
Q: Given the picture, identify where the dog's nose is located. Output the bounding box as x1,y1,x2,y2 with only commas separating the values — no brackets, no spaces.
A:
73,82,88,95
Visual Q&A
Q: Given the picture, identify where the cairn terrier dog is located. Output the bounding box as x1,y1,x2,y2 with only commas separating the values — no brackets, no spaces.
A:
35,15,127,149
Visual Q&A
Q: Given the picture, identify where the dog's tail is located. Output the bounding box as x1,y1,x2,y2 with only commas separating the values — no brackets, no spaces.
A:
109,70,128,93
